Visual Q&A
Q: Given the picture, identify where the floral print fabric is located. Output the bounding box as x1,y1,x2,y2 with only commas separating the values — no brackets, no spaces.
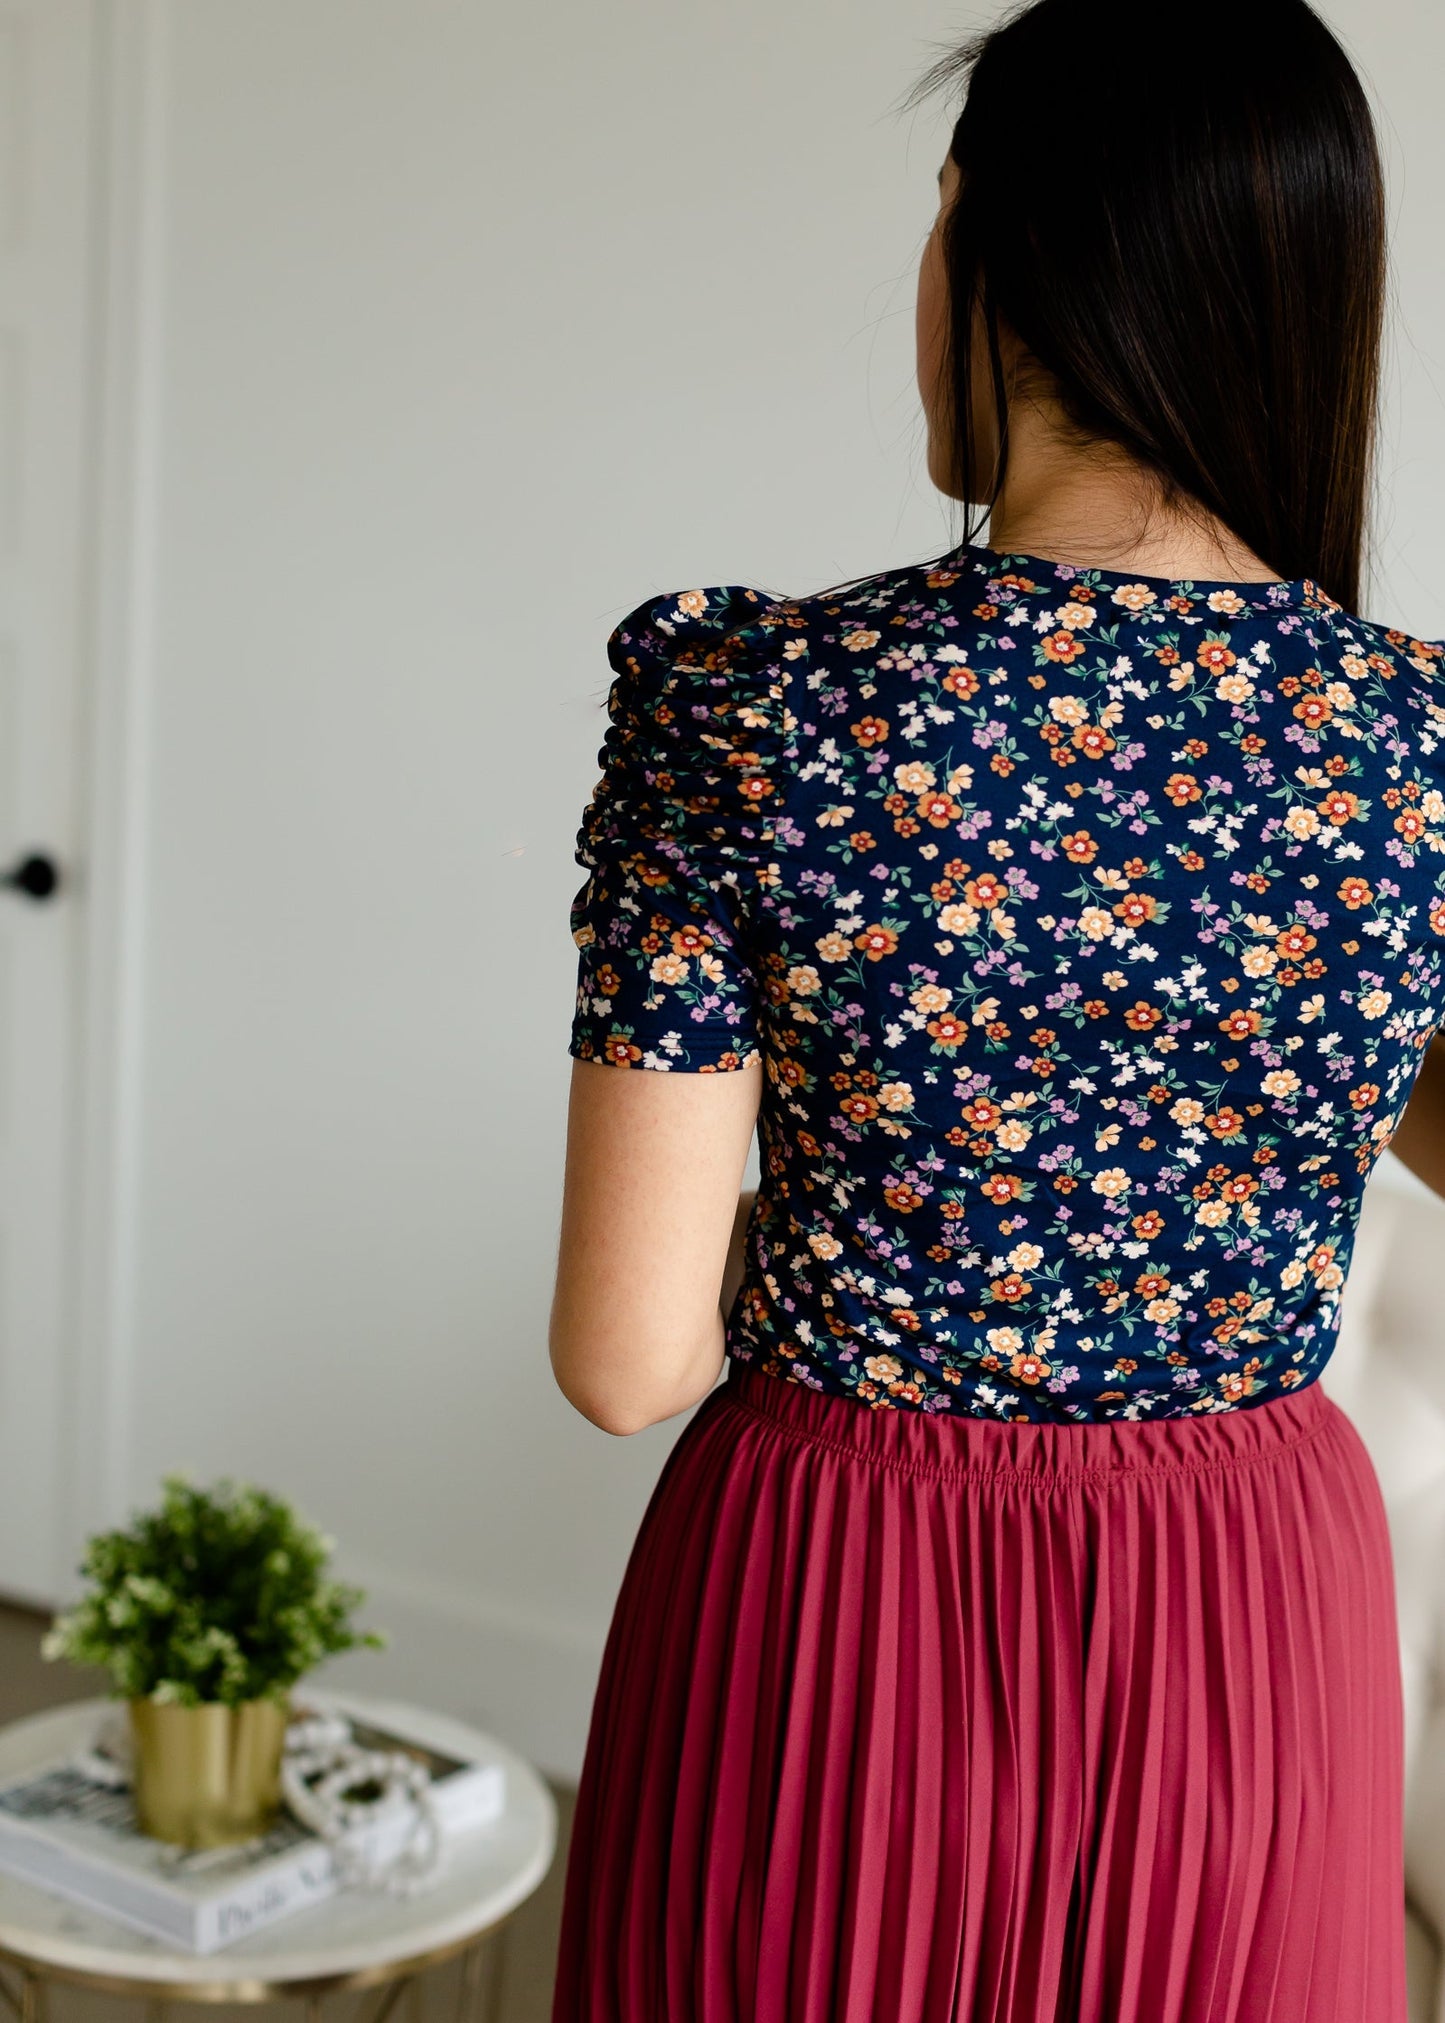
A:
569,541,1445,1421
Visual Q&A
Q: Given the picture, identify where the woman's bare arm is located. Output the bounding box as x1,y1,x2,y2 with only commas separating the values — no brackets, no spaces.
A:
549,1058,762,1436
1384,1031,1445,1199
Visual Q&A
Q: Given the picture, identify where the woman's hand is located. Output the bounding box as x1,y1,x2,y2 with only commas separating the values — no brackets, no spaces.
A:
1384,1031,1445,1199
720,1189,758,1320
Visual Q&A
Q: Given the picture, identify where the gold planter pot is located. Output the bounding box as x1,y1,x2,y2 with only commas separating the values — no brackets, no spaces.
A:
129,1694,291,1849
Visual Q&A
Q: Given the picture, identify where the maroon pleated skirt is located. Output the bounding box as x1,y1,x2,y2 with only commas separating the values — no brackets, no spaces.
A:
550,1360,1407,2023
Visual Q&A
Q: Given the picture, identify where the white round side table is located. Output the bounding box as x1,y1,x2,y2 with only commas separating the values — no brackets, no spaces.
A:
0,1692,557,2023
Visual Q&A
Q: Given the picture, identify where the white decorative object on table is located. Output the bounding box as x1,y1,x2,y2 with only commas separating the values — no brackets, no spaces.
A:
279,1707,443,1898
0,1692,554,2023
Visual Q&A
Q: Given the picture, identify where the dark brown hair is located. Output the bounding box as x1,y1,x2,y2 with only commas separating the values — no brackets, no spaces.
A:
902,0,1387,611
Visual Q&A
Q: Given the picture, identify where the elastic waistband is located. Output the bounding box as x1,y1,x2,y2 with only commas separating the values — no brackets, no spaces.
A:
715,1359,1339,1487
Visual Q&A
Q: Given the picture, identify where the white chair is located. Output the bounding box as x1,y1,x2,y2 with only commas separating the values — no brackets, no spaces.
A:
1322,1156,1445,2022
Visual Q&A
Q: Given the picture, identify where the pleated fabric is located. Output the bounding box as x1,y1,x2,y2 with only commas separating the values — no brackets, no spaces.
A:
550,1363,1408,2023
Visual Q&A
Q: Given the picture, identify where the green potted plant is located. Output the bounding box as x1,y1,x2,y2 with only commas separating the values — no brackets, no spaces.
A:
42,1473,387,1850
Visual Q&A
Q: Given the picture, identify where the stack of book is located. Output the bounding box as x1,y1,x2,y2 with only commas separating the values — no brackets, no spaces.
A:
0,1698,506,1954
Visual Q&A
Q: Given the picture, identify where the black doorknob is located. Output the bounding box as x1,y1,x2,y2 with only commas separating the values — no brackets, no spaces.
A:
2,853,61,902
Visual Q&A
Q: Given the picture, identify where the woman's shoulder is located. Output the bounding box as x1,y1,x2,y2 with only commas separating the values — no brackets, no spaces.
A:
592,548,969,823
601,574,802,751
1306,601,1445,765
603,580,803,716
584,580,813,883
1307,596,1445,667
602,550,954,710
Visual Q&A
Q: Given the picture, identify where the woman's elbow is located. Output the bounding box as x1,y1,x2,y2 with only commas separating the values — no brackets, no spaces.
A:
548,1318,721,1436
554,1370,647,1437
548,1332,650,1436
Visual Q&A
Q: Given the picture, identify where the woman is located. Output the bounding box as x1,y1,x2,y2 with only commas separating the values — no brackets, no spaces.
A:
548,1,1445,2016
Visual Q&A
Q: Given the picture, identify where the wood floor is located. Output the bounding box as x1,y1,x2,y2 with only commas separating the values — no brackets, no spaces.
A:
0,1602,576,2022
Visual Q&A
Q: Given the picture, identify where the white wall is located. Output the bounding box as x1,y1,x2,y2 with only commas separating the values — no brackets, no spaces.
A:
73,0,1445,1784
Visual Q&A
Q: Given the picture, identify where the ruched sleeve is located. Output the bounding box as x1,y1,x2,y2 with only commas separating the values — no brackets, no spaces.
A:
568,582,794,1070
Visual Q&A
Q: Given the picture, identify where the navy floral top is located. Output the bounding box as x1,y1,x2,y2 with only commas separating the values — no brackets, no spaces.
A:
568,540,1445,1421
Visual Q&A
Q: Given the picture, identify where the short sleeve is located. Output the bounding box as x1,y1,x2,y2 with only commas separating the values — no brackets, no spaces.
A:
568,582,794,1071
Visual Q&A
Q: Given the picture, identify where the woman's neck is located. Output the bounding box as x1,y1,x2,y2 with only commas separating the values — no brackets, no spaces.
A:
983,391,1283,584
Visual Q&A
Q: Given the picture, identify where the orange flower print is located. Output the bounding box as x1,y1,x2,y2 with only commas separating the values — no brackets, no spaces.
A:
1056,600,1096,630
917,789,963,827
1042,631,1086,663
1197,638,1237,676
1061,829,1099,862
599,1033,643,1066
1218,1008,1264,1040
964,872,1009,908
855,925,900,960
1274,921,1317,959
1217,1362,1261,1403
1317,789,1360,825
1123,1000,1164,1030
1072,723,1117,759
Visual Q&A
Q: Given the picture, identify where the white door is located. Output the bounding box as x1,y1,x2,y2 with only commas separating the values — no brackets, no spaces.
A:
0,2,93,1603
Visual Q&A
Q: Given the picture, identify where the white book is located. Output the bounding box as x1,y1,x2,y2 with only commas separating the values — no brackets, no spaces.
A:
0,1696,506,1954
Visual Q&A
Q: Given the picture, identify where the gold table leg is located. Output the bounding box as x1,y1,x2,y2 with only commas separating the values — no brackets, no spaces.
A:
0,1922,518,2023
455,1940,482,2023
481,1931,507,2023
368,1974,412,2023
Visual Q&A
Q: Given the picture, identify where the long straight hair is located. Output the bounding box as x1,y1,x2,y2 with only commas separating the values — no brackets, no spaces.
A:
900,0,1387,612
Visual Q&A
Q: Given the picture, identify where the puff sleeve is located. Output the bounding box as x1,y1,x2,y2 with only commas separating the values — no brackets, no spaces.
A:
567,582,794,1070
